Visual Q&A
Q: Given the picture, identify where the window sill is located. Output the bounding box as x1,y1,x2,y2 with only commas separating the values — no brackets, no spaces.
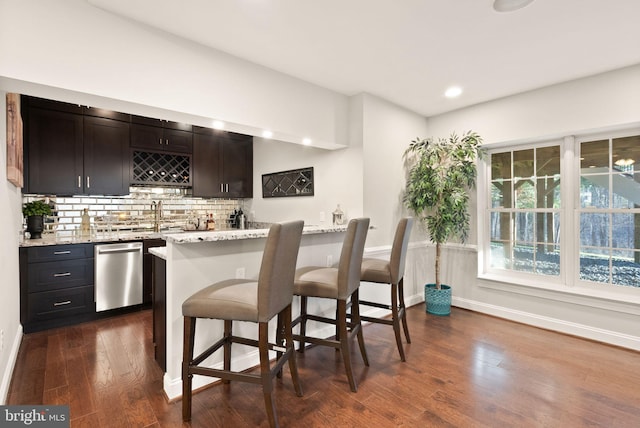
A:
478,272,640,316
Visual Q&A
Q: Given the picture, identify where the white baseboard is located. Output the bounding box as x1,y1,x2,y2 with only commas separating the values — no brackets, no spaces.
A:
0,325,23,404
453,296,640,351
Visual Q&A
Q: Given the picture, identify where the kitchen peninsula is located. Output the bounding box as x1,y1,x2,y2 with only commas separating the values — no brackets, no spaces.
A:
151,224,352,400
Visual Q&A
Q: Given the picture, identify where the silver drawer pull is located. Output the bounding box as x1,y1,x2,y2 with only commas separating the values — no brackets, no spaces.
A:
53,251,71,255
53,272,71,277
53,301,72,306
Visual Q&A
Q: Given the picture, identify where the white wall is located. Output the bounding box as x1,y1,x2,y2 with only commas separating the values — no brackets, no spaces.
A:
0,0,349,149
0,92,24,403
425,64,640,350
249,138,363,226
359,93,429,247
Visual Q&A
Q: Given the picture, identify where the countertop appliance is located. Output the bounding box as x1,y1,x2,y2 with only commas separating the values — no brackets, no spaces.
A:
95,242,143,312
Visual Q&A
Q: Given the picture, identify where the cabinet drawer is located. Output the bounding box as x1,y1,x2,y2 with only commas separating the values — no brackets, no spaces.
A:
27,258,94,292
27,285,95,321
26,243,93,262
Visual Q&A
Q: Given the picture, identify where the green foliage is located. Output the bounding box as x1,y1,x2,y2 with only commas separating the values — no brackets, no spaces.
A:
22,200,52,217
403,131,484,287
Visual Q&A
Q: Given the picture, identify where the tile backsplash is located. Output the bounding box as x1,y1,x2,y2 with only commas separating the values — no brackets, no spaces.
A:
22,187,249,238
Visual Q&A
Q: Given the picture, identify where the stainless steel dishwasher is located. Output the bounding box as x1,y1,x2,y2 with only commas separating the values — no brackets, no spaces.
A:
95,242,143,312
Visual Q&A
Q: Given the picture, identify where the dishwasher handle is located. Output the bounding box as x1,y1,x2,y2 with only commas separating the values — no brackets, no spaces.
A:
96,247,142,255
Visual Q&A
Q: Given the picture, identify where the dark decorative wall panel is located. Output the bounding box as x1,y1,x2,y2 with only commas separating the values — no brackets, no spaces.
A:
262,167,314,198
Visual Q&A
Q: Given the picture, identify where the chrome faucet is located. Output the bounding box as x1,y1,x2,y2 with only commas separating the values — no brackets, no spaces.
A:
152,200,163,232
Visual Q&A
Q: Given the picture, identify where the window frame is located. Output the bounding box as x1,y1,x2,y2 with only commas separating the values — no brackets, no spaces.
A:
477,129,640,308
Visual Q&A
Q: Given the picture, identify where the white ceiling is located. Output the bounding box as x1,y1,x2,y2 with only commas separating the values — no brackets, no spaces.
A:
87,0,640,117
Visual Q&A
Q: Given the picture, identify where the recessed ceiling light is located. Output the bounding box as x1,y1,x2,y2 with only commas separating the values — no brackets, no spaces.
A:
444,86,463,98
212,120,225,129
493,0,535,12
262,130,273,139
302,138,312,146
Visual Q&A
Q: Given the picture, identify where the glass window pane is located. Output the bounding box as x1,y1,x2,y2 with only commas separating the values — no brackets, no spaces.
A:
612,173,640,209
536,212,559,245
581,139,609,171
580,176,609,208
611,249,640,287
580,213,610,248
515,179,535,209
536,146,560,176
612,213,638,249
536,177,561,209
580,247,610,283
515,212,534,244
490,212,511,242
490,242,511,269
491,180,512,208
535,244,560,276
513,244,534,273
513,149,534,179
491,152,511,180
612,135,640,174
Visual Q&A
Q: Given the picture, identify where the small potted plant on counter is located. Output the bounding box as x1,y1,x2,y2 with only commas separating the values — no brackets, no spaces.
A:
403,131,484,315
22,200,52,239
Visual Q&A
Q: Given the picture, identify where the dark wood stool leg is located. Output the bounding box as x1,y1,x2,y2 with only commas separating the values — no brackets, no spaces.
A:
223,319,232,384
391,282,406,362
399,278,411,344
337,299,357,392
283,305,303,397
182,316,196,421
350,289,369,366
298,296,308,353
259,322,278,428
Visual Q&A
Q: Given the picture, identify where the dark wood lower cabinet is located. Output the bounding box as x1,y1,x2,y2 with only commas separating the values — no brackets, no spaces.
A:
152,255,167,371
143,239,165,305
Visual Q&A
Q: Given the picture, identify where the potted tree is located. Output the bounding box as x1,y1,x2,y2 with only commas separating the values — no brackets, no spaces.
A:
22,200,52,239
403,131,484,315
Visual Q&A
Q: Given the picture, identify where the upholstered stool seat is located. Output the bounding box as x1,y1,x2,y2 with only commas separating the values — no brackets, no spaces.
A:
182,220,304,428
360,217,413,361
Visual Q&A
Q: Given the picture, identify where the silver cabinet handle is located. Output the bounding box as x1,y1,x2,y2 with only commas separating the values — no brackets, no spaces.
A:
53,272,71,277
165,139,169,145
54,301,71,306
78,175,82,188
159,138,163,145
53,251,71,255
220,183,224,192
226,183,229,192
86,176,90,188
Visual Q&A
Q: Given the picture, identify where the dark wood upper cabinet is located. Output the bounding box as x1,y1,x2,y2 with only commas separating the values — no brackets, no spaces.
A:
192,131,253,198
25,107,84,195
23,96,130,196
83,116,130,195
131,124,193,154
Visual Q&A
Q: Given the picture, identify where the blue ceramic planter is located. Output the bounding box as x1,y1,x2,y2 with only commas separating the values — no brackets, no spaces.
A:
424,283,451,316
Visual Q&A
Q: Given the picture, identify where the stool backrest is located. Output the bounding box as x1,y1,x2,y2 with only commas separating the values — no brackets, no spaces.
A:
390,217,414,284
257,220,305,322
337,218,370,299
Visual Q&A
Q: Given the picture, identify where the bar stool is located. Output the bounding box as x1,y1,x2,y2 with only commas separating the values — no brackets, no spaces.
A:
292,217,370,392
360,217,413,361
181,220,304,428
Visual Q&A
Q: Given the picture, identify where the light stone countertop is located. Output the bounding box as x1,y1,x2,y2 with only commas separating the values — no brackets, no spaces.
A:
148,246,167,260
162,224,349,244
19,224,351,247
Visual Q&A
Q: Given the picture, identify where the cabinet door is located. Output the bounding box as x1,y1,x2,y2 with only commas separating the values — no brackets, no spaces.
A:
130,124,165,151
163,128,193,153
26,108,83,195
223,135,253,198
192,132,223,197
84,116,130,195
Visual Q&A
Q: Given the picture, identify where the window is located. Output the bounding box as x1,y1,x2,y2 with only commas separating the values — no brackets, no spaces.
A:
481,131,640,293
579,135,640,287
489,145,561,276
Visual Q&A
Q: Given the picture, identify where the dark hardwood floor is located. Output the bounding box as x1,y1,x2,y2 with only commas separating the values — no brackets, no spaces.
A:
7,305,640,427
